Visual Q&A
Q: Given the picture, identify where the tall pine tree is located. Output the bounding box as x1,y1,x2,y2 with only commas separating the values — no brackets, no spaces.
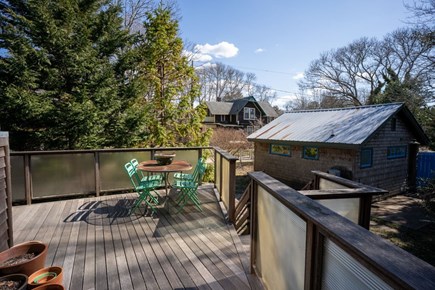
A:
138,4,210,147
0,0,145,150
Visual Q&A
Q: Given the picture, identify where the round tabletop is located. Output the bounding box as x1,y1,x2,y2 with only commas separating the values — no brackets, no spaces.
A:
137,160,192,172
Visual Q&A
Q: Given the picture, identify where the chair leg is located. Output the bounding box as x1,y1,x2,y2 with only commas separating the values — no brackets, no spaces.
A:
176,187,201,213
130,189,158,215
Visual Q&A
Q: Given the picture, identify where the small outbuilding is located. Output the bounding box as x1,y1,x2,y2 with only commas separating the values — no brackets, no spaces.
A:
247,103,429,194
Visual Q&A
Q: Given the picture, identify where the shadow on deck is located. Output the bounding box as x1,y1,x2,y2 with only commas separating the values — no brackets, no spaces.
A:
12,184,262,290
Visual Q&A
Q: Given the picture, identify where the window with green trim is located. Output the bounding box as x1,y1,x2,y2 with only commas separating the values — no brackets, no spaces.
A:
303,146,319,160
360,148,373,168
270,144,291,156
387,146,407,159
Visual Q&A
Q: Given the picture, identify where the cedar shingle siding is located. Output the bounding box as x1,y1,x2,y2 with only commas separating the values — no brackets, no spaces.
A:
0,132,12,251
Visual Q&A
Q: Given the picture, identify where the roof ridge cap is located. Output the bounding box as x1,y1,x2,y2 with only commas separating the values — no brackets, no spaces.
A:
288,102,403,113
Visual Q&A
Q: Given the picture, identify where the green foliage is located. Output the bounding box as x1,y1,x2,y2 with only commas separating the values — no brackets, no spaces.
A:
137,4,211,147
0,1,210,150
0,0,147,150
372,67,434,148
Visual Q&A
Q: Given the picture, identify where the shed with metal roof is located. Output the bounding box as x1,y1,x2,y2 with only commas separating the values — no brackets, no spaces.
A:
247,103,429,195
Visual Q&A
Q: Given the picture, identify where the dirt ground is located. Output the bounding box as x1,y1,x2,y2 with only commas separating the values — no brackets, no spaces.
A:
370,195,435,267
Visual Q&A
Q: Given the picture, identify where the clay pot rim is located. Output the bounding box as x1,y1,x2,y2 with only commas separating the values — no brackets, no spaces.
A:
0,273,28,287
28,266,63,285
0,241,48,270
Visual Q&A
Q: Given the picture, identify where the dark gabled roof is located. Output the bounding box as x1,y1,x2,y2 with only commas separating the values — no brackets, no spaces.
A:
205,101,233,115
206,96,278,117
248,103,429,146
258,101,278,118
229,97,255,115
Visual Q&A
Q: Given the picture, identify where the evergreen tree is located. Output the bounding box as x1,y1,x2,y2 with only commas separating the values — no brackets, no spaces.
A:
0,0,144,150
138,4,210,147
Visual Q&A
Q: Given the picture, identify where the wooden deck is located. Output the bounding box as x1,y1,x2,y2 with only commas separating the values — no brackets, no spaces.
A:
12,184,262,290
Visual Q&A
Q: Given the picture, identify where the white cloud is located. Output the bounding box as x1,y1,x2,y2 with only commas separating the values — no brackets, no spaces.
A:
272,94,298,110
292,72,304,80
254,48,264,54
194,41,239,59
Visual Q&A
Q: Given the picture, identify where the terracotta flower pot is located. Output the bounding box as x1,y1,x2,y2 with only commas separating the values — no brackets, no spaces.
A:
28,266,63,289
0,273,28,290
0,241,48,276
32,284,65,290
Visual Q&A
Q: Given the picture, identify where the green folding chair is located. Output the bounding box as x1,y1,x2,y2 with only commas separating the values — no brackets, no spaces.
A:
124,162,160,215
173,157,205,182
173,162,206,212
131,158,164,183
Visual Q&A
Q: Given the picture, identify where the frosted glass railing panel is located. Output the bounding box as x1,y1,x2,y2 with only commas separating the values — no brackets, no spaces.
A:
322,238,393,290
319,178,349,190
215,154,221,192
221,159,230,208
256,186,306,290
100,151,151,191
10,156,25,201
32,154,94,197
317,198,360,224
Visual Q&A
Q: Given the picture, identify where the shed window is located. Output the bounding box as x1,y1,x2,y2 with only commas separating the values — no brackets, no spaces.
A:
387,146,406,159
360,148,373,168
270,144,291,156
303,146,319,160
244,107,256,120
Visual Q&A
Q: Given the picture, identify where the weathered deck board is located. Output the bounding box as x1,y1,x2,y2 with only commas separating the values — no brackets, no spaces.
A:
12,184,262,290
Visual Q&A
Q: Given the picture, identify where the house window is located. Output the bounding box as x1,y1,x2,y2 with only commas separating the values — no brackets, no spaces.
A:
270,144,291,156
246,126,254,135
244,107,256,120
303,146,319,160
360,148,373,168
219,115,226,122
387,146,407,159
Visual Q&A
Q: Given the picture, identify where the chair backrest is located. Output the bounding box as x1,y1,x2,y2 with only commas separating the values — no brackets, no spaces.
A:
130,158,145,178
131,158,139,168
124,162,142,188
193,158,206,183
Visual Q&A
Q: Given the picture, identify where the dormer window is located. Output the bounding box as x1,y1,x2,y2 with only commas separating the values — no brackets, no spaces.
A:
244,107,255,120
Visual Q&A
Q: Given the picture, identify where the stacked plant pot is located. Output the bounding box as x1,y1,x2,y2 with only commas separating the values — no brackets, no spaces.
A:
0,241,64,290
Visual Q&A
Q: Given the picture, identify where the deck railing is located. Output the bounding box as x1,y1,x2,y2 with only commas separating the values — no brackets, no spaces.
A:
214,147,238,223
10,147,216,204
248,171,435,290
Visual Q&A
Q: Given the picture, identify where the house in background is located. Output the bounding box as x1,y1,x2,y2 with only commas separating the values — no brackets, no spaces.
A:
247,103,429,195
203,96,278,134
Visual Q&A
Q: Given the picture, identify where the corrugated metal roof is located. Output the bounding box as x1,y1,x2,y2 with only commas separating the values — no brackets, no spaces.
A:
206,101,233,115
248,103,404,145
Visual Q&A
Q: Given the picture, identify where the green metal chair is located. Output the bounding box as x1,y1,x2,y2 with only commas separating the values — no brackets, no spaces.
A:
173,162,206,212
173,158,205,182
124,162,161,215
131,158,164,183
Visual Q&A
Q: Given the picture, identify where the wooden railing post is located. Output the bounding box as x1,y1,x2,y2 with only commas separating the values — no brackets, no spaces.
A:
304,222,324,290
228,157,236,223
94,152,100,197
250,180,258,274
24,154,32,205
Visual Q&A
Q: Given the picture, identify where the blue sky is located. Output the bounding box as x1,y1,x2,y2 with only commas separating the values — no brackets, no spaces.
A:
177,0,414,108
